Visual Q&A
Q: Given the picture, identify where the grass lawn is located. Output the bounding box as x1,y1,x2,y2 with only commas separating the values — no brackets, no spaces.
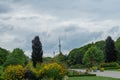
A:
68,76,120,80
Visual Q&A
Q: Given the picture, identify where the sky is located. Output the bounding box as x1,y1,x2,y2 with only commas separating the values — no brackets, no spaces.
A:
0,0,120,57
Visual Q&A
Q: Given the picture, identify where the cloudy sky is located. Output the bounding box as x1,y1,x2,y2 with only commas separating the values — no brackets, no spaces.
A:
0,0,120,57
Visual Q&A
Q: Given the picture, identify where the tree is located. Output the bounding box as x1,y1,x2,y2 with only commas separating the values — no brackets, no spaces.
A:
115,37,120,63
95,40,105,52
4,48,26,67
83,46,104,66
0,47,9,65
67,48,81,66
105,36,117,62
54,52,67,64
31,36,43,67
67,43,93,66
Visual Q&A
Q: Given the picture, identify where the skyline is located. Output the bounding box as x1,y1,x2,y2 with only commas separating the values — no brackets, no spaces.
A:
0,0,120,57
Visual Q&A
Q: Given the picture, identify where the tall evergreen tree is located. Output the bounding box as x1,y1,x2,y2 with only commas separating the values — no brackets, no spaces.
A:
105,36,117,62
32,36,43,67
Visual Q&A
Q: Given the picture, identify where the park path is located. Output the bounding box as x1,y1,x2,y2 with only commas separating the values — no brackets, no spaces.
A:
72,69,120,79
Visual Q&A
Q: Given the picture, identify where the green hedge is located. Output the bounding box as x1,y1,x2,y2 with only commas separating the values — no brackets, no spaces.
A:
68,74,96,77
70,64,86,69
101,62,119,67
104,67,120,70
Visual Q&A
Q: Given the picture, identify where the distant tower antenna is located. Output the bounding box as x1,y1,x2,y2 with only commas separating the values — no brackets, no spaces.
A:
53,51,55,57
59,38,61,54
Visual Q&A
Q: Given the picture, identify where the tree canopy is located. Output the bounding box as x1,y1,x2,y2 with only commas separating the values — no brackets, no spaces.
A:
83,46,104,66
4,48,27,67
0,47,9,65
115,37,120,63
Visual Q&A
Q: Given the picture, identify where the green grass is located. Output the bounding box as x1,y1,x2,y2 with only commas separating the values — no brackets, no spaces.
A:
68,76,120,80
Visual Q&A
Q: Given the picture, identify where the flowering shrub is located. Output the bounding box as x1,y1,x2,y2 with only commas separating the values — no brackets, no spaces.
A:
3,65,25,80
24,62,40,79
3,62,66,80
39,63,66,80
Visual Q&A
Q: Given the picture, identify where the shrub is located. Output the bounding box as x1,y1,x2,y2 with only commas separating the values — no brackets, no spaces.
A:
70,64,86,69
101,62,119,67
39,63,66,80
100,68,104,72
67,70,96,77
24,62,42,80
0,66,3,80
3,65,25,80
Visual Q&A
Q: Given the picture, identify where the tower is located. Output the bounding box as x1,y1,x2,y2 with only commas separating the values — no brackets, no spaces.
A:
53,51,55,57
59,38,61,54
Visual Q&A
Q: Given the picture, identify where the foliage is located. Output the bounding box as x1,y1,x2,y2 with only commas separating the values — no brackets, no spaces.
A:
3,48,27,67
0,66,3,80
43,57,53,63
100,68,104,72
115,37,120,63
24,62,67,80
0,47,9,65
54,52,67,64
67,48,80,66
67,43,93,66
101,62,120,70
83,46,104,66
95,40,105,51
101,62,119,67
70,64,86,69
105,36,117,62
67,70,96,77
32,36,43,67
3,65,25,80
39,63,66,80
24,61,38,80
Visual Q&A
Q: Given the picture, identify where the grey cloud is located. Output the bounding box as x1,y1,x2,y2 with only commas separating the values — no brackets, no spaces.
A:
64,25,80,32
0,24,14,33
0,0,120,57
108,26,120,33
28,0,120,20
62,30,103,51
0,4,12,13
39,26,103,54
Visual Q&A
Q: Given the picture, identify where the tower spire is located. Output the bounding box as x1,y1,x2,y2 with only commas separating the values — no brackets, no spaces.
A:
59,38,61,54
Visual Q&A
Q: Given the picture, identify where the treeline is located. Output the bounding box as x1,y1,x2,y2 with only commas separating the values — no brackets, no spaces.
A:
49,36,120,67
1,36,120,67
67,36,120,66
0,48,29,67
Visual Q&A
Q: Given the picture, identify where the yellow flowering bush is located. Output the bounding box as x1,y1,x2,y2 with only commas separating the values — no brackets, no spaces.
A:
24,62,43,79
3,65,25,80
39,63,66,80
3,62,66,80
